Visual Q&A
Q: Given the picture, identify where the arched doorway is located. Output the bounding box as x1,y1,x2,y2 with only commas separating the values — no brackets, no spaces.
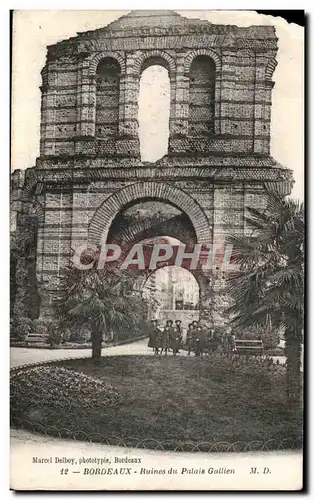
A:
88,184,213,329
88,181,211,246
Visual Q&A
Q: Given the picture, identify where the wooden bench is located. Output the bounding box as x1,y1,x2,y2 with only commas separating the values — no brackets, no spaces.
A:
234,339,264,356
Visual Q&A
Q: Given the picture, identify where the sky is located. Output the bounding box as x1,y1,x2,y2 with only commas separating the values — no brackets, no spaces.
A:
12,10,304,200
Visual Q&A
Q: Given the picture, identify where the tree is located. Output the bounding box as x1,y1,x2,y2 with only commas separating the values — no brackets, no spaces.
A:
57,266,144,364
226,194,304,405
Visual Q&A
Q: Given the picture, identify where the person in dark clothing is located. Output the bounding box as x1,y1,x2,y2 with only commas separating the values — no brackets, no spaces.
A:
161,323,171,355
194,324,205,357
175,320,183,353
186,323,194,355
155,325,163,354
191,321,199,355
204,330,211,356
148,319,159,353
169,323,179,356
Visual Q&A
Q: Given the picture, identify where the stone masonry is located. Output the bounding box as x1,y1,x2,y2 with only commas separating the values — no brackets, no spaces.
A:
11,10,294,328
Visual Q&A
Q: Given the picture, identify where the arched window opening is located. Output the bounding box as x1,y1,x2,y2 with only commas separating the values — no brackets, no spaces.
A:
96,58,121,139
189,56,216,136
138,64,170,162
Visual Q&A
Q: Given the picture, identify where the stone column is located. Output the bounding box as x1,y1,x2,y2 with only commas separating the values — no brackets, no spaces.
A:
76,58,96,137
168,54,189,152
118,72,139,137
40,60,58,156
253,52,273,154
116,53,140,156
214,65,223,136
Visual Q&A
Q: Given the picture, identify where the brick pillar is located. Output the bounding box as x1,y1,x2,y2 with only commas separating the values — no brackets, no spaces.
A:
214,65,223,136
118,72,126,134
116,54,140,156
195,269,214,329
76,59,96,137
253,53,273,154
211,269,230,330
168,53,189,153
40,60,58,156
120,73,139,136
36,188,73,318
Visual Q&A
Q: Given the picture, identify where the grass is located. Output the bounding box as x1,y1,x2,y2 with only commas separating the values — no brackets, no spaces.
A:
11,354,302,450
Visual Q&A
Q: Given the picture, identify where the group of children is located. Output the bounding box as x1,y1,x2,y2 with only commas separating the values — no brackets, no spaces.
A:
148,319,183,356
148,319,220,356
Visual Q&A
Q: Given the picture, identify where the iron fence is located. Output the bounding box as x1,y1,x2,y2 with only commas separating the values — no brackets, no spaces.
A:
11,417,302,453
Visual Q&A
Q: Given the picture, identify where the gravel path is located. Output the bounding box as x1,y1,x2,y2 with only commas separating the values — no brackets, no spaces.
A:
10,340,292,369
10,338,151,368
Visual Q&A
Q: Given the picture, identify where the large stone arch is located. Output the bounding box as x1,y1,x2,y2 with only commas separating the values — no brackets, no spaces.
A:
133,50,176,76
109,213,196,246
88,51,126,75
184,49,221,74
88,181,211,245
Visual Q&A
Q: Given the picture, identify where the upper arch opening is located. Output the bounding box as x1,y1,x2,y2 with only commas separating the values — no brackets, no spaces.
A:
189,55,216,137
138,62,170,162
140,56,170,74
95,57,121,139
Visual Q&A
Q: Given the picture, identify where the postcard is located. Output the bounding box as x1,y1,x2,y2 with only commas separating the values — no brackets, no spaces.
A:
10,9,304,491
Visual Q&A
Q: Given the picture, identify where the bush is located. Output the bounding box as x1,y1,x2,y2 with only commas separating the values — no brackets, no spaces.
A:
69,326,91,343
31,318,63,346
11,316,33,340
48,329,62,347
32,319,48,337
61,328,72,343
10,365,123,419
41,320,62,346
262,328,280,350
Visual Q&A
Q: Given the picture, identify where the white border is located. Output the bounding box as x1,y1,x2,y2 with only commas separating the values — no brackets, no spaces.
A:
2,3,310,499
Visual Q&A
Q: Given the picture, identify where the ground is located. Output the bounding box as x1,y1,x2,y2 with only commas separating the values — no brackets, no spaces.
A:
10,338,288,368
10,338,152,368
11,351,302,451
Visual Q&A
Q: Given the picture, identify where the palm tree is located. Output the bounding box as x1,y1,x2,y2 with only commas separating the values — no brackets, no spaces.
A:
57,266,144,364
226,194,304,405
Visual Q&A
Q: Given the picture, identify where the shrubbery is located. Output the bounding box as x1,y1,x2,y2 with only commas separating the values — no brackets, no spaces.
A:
233,324,280,351
32,318,48,337
10,365,123,421
48,329,63,347
68,326,91,344
262,328,281,350
10,316,33,340
11,316,69,346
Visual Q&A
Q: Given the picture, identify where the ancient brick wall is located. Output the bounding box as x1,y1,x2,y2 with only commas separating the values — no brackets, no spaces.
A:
38,10,278,160
12,10,294,326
